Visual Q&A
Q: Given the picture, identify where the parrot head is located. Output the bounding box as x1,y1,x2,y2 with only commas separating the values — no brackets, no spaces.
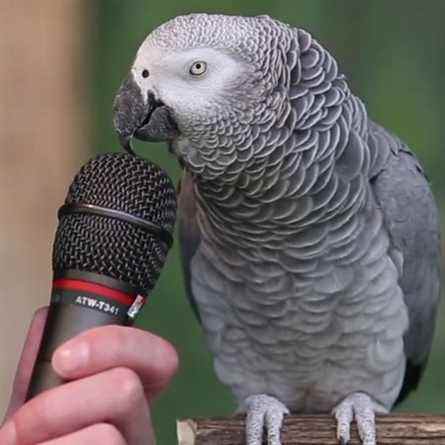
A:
113,14,296,180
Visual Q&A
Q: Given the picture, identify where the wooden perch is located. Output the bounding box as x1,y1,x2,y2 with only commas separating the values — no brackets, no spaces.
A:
177,414,445,444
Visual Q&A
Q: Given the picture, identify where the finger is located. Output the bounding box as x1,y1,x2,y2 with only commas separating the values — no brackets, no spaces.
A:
5,307,48,418
5,367,154,445
52,325,178,399
36,423,126,445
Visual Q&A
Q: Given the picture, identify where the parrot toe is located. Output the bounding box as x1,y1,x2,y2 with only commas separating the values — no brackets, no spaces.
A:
244,394,289,445
333,392,386,445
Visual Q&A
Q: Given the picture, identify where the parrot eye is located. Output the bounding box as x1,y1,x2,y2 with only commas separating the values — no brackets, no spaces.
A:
189,61,207,76
142,69,150,78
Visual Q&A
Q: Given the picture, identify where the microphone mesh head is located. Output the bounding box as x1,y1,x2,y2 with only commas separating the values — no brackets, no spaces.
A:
53,152,177,294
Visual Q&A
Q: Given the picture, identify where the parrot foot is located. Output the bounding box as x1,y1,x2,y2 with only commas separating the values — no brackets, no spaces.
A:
332,392,387,445
243,394,289,445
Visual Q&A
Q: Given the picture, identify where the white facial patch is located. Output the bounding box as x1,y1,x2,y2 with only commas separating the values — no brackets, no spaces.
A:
132,44,247,117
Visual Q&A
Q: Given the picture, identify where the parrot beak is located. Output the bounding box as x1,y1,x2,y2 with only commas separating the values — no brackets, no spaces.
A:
112,73,178,154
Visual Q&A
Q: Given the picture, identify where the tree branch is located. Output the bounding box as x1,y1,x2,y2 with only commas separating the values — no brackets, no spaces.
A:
177,414,445,444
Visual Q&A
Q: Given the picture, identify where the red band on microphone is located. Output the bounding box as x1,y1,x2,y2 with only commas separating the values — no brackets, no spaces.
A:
53,278,135,306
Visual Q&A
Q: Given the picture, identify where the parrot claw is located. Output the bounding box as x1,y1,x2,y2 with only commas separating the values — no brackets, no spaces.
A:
333,392,386,445
243,394,289,445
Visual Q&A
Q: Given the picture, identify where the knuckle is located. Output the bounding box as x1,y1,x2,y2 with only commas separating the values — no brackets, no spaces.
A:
13,397,52,442
167,342,180,374
111,367,145,410
94,423,126,445
86,326,124,344
74,326,127,367
161,341,179,379
147,333,179,378
103,325,128,346
87,325,128,355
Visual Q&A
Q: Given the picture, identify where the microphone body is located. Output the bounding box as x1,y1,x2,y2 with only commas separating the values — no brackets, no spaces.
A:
26,153,176,400
27,272,141,398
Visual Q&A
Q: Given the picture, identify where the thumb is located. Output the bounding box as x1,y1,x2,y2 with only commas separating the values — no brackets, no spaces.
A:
4,306,48,420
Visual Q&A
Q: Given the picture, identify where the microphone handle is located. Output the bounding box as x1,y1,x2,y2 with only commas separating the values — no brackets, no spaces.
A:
26,272,143,400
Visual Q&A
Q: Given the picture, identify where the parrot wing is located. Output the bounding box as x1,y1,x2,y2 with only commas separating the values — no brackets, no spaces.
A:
368,121,441,404
178,170,203,324
177,122,441,403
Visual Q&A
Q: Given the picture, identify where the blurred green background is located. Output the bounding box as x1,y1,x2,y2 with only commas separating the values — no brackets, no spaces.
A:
86,1,445,443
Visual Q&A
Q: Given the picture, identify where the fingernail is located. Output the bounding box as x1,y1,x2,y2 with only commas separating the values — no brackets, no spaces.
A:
53,341,89,375
0,421,17,445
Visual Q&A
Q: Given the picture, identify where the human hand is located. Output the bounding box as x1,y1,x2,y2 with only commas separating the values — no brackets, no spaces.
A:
0,307,178,444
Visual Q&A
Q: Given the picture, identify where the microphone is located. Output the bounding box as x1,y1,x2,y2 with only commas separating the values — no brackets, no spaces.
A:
26,152,177,399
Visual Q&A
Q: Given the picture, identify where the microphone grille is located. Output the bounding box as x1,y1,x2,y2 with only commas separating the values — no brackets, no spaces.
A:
52,153,177,294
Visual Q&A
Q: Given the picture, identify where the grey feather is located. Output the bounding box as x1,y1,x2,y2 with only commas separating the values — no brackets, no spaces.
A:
136,14,441,415
368,122,441,401
178,171,202,324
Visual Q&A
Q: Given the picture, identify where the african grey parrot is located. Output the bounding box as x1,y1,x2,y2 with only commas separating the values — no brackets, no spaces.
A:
112,14,441,445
